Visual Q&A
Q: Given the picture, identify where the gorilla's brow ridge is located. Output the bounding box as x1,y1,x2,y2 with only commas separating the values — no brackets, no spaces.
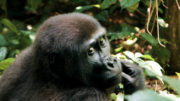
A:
86,28,106,46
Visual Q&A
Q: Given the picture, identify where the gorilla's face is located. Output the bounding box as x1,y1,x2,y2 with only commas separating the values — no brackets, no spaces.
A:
79,28,122,89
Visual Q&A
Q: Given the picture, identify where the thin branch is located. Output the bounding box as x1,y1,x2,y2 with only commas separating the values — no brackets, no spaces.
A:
146,0,152,35
149,4,156,33
176,0,180,10
155,0,166,47
155,80,158,92
146,0,156,35
160,0,168,9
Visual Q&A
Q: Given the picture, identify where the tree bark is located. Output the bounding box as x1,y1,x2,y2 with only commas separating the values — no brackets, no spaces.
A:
165,0,180,74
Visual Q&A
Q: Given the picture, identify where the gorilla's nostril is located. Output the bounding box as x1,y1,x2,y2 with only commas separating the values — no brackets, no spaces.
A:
114,59,117,62
107,62,114,68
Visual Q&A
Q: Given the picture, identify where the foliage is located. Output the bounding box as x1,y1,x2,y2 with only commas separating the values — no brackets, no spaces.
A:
120,0,140,10
0,58,15,74
176,72,180,79
0,0,179,101
0,47,7,61
114,51,180,101
0,19,35,60
126,89,172,101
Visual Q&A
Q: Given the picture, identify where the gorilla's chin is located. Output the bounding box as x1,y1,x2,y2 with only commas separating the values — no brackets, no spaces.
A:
103,73,121,89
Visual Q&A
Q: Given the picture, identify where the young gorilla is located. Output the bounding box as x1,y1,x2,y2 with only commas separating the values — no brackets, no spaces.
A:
0,13,145,101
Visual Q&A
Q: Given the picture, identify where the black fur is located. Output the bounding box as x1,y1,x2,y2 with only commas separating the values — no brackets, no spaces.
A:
0,13,145,101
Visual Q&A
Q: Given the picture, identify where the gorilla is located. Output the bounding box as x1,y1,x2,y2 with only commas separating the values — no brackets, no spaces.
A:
0,13,145,101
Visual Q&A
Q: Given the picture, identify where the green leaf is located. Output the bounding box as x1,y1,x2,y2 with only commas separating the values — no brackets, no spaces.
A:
0,47,7,62
110,93,117,100
135,52,143,58
123,51,135,60
126,2,139,12
163,76,180,95
114,47,123,53
125,89,172,101
120,0,140,9
27,0,42,11
119,83,124,89
144,68,159,78
135,59,163,79
0,58,15,74
74,4,101,12
95,11,109,22
101,0,117,9
10,39,20,45
0,34,8,46
74,5,94,12
115,53,127,59
140,54,155,61
1,19,19,34
20,30,35,35
123,38,137,46
140,33,158,45
144,61,163,77
176,72,180,79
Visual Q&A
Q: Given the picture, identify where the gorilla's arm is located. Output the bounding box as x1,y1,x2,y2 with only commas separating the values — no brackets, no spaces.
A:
66,88,108,101
120,60,145,94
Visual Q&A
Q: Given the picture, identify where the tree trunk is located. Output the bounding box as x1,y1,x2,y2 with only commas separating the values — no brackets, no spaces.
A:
165,0,180,74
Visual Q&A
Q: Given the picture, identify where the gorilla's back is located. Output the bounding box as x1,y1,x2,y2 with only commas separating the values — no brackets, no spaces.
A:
0,47,33,100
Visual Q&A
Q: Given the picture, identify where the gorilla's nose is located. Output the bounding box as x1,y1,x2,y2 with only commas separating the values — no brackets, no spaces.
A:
107,61,114,68
104,56,121,72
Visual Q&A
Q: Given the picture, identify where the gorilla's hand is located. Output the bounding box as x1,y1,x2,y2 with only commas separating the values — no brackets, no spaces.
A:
120,60,145,94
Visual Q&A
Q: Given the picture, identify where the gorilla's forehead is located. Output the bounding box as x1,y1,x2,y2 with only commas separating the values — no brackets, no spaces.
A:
42,13,103,40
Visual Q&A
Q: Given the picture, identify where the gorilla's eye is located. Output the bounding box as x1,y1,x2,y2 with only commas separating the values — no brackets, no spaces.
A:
88,47,95,56
99,38,106,47
102,35,106,39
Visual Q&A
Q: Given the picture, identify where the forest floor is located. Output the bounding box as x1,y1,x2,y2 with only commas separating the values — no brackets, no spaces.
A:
146,76,178,95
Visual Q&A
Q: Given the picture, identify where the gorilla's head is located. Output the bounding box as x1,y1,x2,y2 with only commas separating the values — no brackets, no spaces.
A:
33,13,122,89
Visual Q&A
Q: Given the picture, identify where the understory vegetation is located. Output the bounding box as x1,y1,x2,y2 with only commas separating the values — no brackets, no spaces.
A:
0,0,180,101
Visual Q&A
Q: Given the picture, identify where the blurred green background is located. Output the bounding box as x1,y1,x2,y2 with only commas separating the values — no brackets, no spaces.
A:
1,0,180,100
